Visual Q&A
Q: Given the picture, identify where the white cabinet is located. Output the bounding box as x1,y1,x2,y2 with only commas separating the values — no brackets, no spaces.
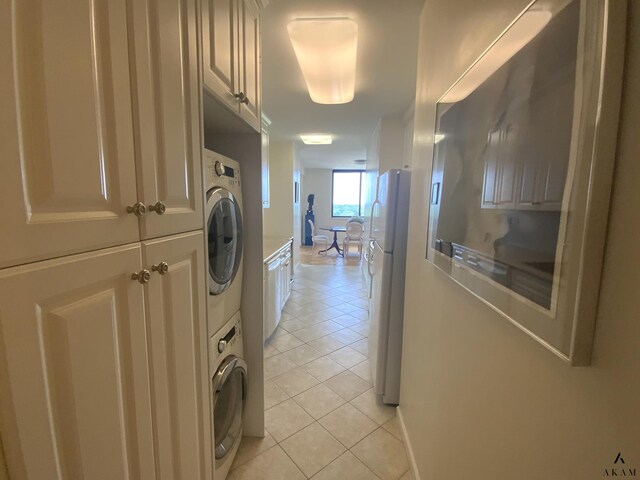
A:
202,0,262,131
0,235,212,480
142,231,212,480
280,249,293,308
0,245,155,479
129,0,204,240
264,241,293,339
0,0,140,269
238,0,261,130
264,255,282,339
481,80,571,212
0,0,204,269
202,0,239,111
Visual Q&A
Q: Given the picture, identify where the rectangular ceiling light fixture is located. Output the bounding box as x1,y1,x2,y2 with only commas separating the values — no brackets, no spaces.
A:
288,18,358,104
300,134,333,145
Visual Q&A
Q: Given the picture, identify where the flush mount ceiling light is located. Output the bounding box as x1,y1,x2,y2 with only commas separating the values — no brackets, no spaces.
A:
300,134,333,145
287,18,358,104
440,9,552,103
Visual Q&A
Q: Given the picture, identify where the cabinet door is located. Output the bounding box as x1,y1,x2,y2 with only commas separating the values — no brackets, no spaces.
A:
262,125,270,207
238,0,261,131
0,245,154,479
202,0,239,110
0,0,140,269
130,0,204,240
264,259,281,339
495,124,518,207
142,232,212,480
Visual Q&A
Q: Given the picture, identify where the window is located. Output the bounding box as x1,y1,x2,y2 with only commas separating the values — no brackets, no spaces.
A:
332,170,364,217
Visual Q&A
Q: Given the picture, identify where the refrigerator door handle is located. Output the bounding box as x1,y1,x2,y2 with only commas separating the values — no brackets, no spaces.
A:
367,241,375,277
369,199,380,238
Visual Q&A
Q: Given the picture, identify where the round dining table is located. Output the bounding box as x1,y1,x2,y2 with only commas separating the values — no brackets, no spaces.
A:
319,226,346,256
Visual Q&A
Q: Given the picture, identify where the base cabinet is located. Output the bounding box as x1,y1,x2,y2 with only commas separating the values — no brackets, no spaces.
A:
264,241,293,340
142,232,212,480
0,245,154,479
0,233,211,480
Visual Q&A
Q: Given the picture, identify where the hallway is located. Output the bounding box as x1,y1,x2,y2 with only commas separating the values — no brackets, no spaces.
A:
230,264,412,480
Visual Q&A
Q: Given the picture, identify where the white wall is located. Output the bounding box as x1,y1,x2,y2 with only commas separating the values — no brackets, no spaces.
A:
400,2,640,479
263,141,294,238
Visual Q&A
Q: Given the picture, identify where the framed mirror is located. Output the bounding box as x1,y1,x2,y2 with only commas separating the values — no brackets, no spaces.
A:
426,0,626,365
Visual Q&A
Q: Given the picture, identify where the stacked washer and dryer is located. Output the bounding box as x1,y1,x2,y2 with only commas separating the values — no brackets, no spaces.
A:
203,148,247,480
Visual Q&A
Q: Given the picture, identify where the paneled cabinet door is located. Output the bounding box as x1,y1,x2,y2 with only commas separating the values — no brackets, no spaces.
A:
129,0,204,239
238,0,261,130
0,0,140,269
141,231,212,480
202,0,239,111
0,245,155,480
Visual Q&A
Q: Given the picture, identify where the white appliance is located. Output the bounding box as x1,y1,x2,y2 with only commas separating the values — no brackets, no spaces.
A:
204,149,244,336
367,169,411,405
210,311,247,480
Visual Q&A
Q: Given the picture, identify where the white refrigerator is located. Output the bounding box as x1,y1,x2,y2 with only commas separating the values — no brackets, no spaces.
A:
367,169,411,405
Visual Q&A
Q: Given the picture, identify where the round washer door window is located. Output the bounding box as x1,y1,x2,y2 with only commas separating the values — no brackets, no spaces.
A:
212,356,247,460
207,188,243,295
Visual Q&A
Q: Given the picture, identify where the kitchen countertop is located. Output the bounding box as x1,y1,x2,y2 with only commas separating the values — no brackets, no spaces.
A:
263,236,293,263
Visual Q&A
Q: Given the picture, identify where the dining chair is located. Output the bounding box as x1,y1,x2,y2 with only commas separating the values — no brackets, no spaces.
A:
308,219,328,255
343,221,364,258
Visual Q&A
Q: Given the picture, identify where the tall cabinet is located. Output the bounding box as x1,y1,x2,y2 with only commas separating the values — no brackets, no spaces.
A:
0,1,211,479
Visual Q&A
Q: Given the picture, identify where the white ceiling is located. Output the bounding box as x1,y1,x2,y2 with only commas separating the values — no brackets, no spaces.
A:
261,0,425,170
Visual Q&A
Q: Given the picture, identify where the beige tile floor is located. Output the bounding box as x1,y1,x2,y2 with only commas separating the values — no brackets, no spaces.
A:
229,263,414,480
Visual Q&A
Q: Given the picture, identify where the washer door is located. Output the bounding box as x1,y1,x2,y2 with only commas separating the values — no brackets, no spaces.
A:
206,188,243,295
212,355,247,460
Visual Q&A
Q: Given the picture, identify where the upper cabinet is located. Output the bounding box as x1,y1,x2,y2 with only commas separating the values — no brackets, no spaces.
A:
0,0,140,269
203,0,262,131
238,0,261,130
481,76,572,212
0,0,203,269
129,0,204,240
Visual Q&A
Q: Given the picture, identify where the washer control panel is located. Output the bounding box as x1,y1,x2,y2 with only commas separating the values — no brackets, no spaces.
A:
214,317,242,355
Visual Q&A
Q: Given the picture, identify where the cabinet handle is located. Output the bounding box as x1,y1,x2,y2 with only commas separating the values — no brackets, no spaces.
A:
131,269,152,284
234,92,249,105
148,201,166,215
126,202,147,217
152,262,169,275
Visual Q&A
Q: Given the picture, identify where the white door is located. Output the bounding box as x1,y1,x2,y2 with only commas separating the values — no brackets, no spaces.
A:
0,0,140,269
129,0,204,239
202,0,239,111
142,231,212,480
0,245,155,479
368,242,393,397
238,0,261,131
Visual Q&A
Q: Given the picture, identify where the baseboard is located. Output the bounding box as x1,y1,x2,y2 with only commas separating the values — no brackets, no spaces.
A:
397,406,421,480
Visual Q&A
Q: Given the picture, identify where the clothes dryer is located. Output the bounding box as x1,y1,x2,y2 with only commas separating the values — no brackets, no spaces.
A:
204,149,243,336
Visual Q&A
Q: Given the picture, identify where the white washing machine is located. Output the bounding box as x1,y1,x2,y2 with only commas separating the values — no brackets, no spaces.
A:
204,148,244,337
209,311,247,480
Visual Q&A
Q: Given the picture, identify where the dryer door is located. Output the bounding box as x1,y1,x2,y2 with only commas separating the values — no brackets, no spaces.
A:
212,355,247,460
206,188,243,295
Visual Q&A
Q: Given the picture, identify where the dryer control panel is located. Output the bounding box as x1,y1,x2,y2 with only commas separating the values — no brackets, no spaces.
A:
205,155,241,189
